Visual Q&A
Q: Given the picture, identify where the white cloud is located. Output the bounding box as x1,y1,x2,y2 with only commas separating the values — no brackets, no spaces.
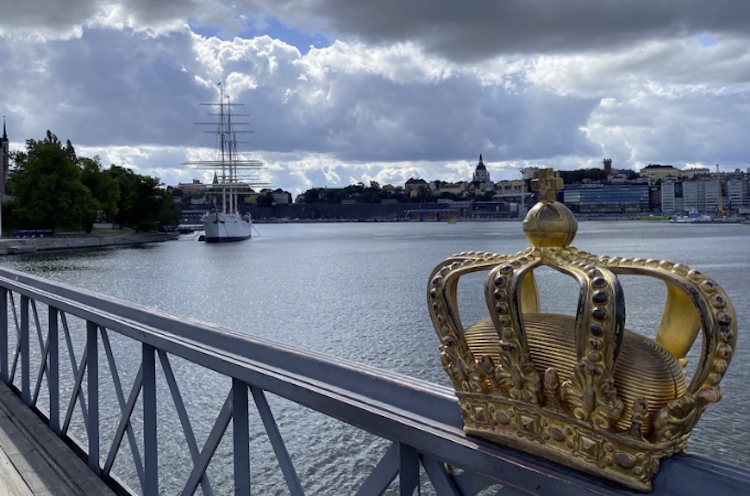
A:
1,1,749,196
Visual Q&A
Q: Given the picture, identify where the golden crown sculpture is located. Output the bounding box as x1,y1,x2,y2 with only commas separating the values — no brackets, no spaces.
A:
427,168,737,491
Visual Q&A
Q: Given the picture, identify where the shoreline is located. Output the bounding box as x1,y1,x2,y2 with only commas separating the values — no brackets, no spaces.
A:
0,231,179,256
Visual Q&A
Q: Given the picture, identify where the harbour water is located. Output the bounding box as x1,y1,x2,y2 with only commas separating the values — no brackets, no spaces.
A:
2,220,749,493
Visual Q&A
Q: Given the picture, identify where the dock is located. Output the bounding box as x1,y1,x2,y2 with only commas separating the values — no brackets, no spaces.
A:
0,231,178,256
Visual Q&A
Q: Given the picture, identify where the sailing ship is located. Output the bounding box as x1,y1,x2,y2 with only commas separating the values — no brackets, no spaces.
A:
185,84,266,243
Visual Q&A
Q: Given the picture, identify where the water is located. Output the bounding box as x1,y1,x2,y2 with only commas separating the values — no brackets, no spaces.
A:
2,220,749,492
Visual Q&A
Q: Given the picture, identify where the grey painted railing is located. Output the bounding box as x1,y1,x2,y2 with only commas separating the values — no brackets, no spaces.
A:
0,267,748,495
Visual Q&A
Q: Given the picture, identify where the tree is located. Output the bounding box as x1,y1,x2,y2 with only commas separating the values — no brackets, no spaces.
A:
256,194,273,207
80,156,120,223
107,165,175,231
157,190,181,228
8,131,97,231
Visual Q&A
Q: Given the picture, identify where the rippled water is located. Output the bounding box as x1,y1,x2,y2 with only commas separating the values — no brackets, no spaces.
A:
3,220,749,492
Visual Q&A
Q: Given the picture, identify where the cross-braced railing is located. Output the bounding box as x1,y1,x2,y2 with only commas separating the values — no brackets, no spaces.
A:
0,267,747,496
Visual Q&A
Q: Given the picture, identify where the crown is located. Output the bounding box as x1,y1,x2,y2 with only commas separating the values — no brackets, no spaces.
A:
427,168,737,491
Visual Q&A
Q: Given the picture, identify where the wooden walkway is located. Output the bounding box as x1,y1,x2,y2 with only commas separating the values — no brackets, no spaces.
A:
0,381,115,496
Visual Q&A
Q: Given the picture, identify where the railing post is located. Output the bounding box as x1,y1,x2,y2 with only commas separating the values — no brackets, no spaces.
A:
20,295,30,405
398,443,419,496
233,378,250,495
0,288,7,383
87,320,100,475
49,307,60,434
143,342,158,496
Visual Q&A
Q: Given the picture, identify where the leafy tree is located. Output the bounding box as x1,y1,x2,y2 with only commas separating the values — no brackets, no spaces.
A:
80,156,120,223
157,190,181,228
256,194,273,207
107,165,140,228
106,165,175,231
8,131,97,231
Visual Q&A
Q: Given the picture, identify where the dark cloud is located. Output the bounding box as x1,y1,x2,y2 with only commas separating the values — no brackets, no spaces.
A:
0,27,207,147
1,1,749,194
252,0,750,60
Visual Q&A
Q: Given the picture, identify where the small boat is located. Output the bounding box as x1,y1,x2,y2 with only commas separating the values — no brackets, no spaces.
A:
670,209,712,224
184,84,267,243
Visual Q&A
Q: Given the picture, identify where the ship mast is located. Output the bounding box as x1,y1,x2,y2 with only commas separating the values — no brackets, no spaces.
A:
184,83,268,213
716,164,725,217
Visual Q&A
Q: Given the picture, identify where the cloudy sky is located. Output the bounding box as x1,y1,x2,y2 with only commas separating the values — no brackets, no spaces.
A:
1,1,749,194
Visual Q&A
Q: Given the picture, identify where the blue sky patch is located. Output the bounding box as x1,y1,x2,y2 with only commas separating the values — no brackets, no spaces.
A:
695,32,717,47
189,16,330,54
243,17,330,54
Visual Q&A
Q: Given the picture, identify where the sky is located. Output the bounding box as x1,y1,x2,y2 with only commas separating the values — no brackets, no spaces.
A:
1,1,749,195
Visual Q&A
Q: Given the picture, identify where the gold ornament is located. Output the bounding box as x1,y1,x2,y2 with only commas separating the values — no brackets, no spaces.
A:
427,168,738,492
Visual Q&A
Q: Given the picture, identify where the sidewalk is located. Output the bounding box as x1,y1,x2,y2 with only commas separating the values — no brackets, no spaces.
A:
0,381,115,495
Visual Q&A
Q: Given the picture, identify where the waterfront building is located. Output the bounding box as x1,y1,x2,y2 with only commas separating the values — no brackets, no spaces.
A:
661,179,685,214
521,167,539,180
683,178,728,215
471,154,494,192
271,189,292,205
470,201,513,219
494,179,523,196
649,184,662,212
562,182,650,213
683,167,712,179
176,179,207,196
607,172,632,183
639,164,681,183
682,180,706,213
704,179,721,214
472,154,490,182
726,177,750,212
0,118,8,195
429,180,467,197
405,178,429,197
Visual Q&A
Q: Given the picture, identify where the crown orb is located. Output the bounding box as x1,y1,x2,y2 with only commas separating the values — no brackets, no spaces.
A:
523,201,578,248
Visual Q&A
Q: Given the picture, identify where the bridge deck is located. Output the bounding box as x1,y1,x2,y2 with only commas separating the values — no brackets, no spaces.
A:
0,381,115,496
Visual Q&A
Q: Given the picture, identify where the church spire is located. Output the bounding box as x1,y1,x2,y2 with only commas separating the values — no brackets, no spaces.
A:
2,116,6,140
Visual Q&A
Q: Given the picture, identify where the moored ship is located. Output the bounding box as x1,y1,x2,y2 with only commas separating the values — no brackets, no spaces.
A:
185,84,266,243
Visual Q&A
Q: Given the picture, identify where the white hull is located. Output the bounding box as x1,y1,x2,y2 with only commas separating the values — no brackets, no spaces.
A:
202,211,252,243
187,84,267,244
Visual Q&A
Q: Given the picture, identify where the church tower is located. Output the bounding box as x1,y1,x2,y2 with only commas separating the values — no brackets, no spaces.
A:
472,154,491,183
0,117,9,195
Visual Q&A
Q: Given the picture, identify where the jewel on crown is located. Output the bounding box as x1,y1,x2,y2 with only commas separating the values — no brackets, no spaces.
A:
427,168,737,491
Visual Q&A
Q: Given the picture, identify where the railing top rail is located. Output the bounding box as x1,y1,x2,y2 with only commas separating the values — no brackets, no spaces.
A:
1,267,748,496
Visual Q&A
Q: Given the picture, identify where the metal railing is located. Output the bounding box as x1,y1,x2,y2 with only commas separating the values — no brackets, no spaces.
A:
0,267,748,495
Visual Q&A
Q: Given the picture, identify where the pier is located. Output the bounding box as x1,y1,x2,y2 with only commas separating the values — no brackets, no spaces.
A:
0,232,178,256
0,267,749,495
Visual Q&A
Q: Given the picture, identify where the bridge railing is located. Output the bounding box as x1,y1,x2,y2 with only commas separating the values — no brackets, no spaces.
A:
0,267,748,496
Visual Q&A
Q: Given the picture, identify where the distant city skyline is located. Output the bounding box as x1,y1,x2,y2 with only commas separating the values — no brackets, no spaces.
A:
1,2,749,194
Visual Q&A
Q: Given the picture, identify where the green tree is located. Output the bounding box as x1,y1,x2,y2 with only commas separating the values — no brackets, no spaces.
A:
157,190,181,228
80,156,120,223
106,165,174,231
256,194,273,207
8,131,97,231
107,165,139,228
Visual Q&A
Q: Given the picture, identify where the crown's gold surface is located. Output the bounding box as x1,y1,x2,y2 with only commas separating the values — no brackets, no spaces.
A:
427,168,737,491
